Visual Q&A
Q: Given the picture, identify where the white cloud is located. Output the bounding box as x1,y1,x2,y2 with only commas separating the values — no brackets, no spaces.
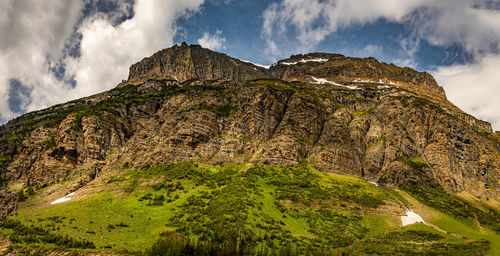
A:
0,0,205,122
406,1,500,55
63,0,204,98
197,30,226,50
261,0,429,58
0,0,84,120
433,55,500,131
261,0,500,59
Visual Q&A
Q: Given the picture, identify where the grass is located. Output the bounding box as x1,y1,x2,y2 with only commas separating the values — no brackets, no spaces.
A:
396,156,429,170
397,188,500,256
400,184,500,233
346,226,490,256
1,162,496,255
362,215,399,237
352,107,375,117
0,156,9,168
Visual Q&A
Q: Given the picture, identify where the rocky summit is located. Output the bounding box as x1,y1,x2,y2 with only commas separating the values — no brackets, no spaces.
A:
0,43,499,255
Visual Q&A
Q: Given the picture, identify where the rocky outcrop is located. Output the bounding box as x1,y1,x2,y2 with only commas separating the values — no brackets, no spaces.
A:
0,44,498,218
129,45,447,102
272,53,447,102
128,42,269,83
0,189,17,219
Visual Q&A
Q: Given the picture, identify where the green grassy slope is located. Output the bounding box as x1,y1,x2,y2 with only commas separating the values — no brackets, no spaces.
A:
0,162,498,255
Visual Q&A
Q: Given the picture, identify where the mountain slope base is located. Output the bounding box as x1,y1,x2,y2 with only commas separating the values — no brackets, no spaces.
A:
0,162,498,255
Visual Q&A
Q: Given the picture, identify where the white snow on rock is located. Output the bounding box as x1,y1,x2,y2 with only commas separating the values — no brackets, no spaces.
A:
377,85,391,89
353,78,373,83
311,76,359,89
369,181,379,186
254,63,271,69
281,58,328,65
51,192,75,205
350,78,397,89
241,60,271,69
401,209,425,226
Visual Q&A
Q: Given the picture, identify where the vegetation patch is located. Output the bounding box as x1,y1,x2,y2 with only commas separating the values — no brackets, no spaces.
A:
352,107,375,117
0,218,95,249
396,156,429,170
3,162,496,255
347,229,490,256
400,184,500,233
0,155,9,168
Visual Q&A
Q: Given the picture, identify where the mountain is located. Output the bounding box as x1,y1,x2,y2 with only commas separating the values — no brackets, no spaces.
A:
0,43,498,255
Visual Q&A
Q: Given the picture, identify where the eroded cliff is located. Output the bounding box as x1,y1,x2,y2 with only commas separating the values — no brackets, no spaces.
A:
0,43,498,218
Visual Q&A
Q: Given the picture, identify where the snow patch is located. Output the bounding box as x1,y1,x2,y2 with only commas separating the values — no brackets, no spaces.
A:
387,81,403,86
351,78,397,89
51,192,75,205
401,209,425,226
241,60,270,69
353,78,376,83
281,58,328,65
369,181,379,186
311,76,343,86
377,85,391,89
311,76,359,89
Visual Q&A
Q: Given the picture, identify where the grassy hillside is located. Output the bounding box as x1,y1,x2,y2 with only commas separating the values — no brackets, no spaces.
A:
0,162,498,255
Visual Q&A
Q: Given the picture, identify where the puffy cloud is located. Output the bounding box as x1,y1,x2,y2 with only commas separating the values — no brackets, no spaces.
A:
0,0,205,122
406,0,500,55
261,0,429,58
432,55,500,131
0,0,84,120
197,30,226,50
261,0,500,59
63,0,204,98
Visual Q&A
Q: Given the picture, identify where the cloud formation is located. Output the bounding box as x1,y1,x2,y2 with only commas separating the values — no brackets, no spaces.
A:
262,0,427,58
433,55,500,130
197,30,226,50
262,0,500,130
0,0,204,122
0,0,84,120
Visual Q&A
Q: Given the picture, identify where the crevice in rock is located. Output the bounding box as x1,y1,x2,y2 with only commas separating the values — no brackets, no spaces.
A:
270,91,294,139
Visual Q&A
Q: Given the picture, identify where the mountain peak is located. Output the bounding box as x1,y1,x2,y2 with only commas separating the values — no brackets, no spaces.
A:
127,43,268,83
273,52,445,101
127,45,446,101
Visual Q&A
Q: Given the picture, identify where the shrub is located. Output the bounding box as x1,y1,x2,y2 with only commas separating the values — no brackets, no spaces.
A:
0,219,95,249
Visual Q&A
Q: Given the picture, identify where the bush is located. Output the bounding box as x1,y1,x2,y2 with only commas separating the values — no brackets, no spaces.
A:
0,219,95,249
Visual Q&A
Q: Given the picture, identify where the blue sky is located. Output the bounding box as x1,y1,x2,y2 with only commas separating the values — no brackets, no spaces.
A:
1,0,499,130
176,2,473,70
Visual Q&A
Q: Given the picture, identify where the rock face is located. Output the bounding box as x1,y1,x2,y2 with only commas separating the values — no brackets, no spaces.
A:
0,44,498,217
128,42,269,83
129,45,448,102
